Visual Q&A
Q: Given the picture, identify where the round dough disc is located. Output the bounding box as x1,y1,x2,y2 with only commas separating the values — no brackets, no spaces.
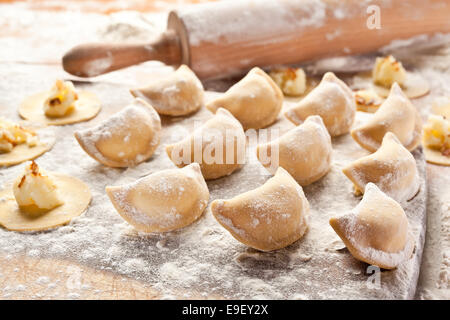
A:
0,173,91,232
423,145,450,166
0,125,55,167
19,91,101,125
373,72,430,99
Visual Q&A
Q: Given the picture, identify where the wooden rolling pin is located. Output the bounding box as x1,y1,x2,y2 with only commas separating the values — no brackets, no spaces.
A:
62,0,450,79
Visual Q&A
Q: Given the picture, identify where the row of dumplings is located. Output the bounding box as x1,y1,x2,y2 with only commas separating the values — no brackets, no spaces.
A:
0,61,423,271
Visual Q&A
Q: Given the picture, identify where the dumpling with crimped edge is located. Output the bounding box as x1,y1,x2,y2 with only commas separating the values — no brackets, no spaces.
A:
166,108,246,180
351,83,422,152
284,72,355,136
130,65,204,116
206,67,283,129
343,132,420,204
106,163,209,233
256,115,332,186
74,98,161,168
329,183,414,269
211,167,309,252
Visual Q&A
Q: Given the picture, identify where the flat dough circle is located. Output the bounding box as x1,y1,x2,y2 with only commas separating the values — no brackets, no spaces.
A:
0,126,55,167
373,72,430,99
19,91,101,125
0,173,91,232
423,144,450,166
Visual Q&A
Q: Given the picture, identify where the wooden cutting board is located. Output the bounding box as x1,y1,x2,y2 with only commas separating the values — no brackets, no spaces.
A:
0,62,427,299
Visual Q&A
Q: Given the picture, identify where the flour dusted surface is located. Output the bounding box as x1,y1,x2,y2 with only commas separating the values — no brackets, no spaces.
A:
0,61,427,298
0,3,447,299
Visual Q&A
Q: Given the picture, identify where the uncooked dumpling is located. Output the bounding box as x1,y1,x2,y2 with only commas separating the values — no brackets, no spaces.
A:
284,72,355,136
166,108,246,180
0,118,55,167
257,115,332,186
0,161,92,232
351,83,422,152
329,183,414,269
206,67,283,129
106,163,209,233
19,80,101,126
211,167,309,252
130,65,204,116
343,132,420,204
75,98,161,168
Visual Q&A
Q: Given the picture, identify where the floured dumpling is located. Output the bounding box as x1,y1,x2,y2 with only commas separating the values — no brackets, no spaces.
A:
0,118,54,166
343,132,420,204
166,108,246,180
106,163,209,233
211,167,309,251
257,115,332,186
130,65,204,116
351,83,422,152
19,80,101,125
372,55,406,88
284,72,355,136
75,98,161,168
329,183,414,269
422,114,450,166
0,161,91,231
206,67,283,129
269,67,307,96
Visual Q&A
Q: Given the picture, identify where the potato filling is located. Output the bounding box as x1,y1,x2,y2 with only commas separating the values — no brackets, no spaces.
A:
270,67,306,96
372,55,406,88
44,80,78,117
13,161,63,211
423,115,450,156
0,118,38,153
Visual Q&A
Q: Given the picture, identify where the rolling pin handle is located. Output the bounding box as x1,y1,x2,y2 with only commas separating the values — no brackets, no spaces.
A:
62,30,182,78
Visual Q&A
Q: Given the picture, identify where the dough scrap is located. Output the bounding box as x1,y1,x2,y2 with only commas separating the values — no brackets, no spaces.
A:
130,65,204,116
206,67,283,129
0,163,91,232
343,132,420,204
106,163,209,233
422,114,450,166
0,120,55,167
257,115,332,186
329,183,414,269
211,167,309,252
284,72,355,136
351,83,422,152
75,98,161,168
166,108,246,180
19,84,101,126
